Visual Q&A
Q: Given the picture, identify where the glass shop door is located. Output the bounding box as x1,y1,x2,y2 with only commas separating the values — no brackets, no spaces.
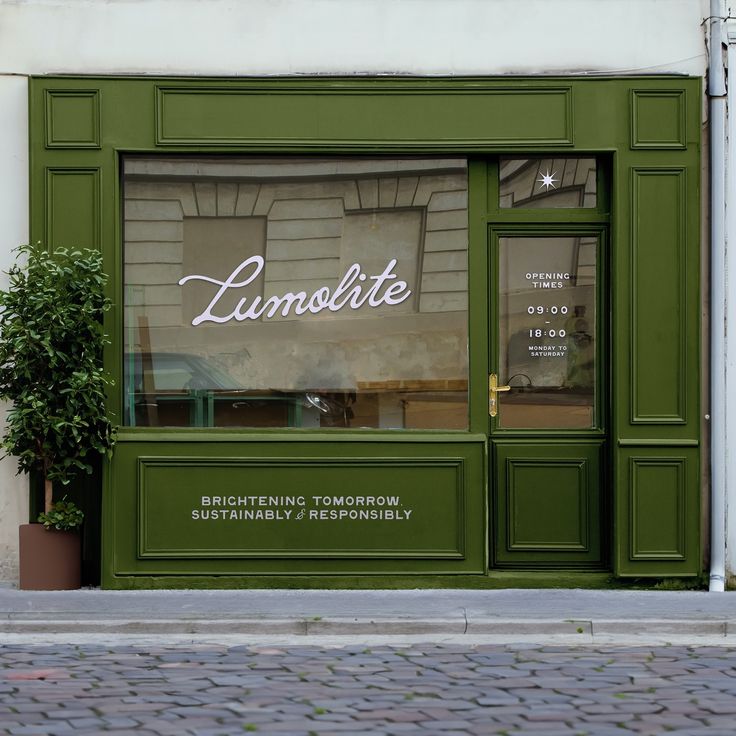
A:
489,228,607,567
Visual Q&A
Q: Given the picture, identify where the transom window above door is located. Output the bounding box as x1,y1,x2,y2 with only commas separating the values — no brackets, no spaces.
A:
499,157,597,209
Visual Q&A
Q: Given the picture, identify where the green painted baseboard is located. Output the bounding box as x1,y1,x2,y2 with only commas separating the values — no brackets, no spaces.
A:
102,572,676,591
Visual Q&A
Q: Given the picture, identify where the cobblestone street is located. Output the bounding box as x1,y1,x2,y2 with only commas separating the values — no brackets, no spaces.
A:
2,643,736,735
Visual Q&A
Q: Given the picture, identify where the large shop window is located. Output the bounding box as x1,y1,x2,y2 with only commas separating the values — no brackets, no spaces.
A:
123,157,469,429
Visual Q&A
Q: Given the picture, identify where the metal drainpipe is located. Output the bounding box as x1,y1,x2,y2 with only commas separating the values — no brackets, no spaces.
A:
710,0,727,592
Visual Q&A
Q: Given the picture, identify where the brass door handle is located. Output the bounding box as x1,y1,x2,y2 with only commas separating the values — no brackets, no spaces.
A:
489,373,511,417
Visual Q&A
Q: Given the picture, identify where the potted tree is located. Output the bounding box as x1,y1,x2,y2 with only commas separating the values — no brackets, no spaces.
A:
0,244,116,590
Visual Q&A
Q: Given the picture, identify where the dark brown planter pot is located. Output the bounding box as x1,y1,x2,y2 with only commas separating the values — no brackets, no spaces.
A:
19,524,81,590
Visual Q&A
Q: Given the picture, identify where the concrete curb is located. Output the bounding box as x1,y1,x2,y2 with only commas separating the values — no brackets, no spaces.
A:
3,590,735,643
2,616,734,638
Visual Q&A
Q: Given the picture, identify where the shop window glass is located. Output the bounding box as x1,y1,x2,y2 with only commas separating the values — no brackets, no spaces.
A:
500,157,597,208
123,156,469,429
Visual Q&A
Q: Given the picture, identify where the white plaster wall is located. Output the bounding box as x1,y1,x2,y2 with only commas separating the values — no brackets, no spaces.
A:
0,76,29,585
0,0,710,77
0,0,710,583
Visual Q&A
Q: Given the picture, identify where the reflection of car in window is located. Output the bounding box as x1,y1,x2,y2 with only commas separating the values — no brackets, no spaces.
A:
125,352,241,393
124,352,309,428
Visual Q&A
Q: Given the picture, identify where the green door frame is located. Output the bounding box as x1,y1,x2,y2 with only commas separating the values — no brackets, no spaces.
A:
487,223,608,568
28,76,702,587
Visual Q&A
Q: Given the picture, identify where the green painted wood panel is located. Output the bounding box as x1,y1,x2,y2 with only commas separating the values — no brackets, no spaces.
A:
27,75,701,586
106,437,486,580
138,457,467,559
45,90,101,149
493,441,604,567
631,90,687,149
615,447,699,576
630,168,687,424
611,79,701,577
156,85,572,146
45,168,101,250
631,460,685,559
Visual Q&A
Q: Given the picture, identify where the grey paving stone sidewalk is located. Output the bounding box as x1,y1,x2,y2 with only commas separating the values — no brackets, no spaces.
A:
3,589,736,640
2,643,736,735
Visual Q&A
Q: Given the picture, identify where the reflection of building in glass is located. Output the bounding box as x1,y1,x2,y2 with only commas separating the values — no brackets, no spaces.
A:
500,157,597,209
123,157,469,430
565,306,594,389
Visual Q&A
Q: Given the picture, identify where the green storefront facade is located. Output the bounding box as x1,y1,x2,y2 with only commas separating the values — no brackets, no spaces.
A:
28,76,702,588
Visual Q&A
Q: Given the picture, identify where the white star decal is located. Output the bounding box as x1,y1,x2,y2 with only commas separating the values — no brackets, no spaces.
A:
537,169,558,191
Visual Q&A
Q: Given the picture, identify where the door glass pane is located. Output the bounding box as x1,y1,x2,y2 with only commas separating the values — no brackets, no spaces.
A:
497,236,597,429
123,156,469,429
499,157,597,208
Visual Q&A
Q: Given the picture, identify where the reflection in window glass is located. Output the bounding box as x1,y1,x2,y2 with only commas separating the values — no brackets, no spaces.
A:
500,157,597,209
123,157,469,429
497,236,597,429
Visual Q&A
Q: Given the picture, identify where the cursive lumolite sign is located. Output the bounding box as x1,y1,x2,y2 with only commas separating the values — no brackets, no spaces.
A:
179,255,412,325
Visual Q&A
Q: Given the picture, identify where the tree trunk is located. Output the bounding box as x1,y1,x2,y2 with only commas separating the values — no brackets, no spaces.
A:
44,477,53,515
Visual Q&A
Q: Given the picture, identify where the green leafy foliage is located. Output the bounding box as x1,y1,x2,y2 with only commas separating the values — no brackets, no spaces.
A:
0,244,116,485
37,495,84,531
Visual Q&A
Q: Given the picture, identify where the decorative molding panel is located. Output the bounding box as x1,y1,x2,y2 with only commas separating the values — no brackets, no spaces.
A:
45,90,101,149
137,456,466,559
155,84,574,147
506,458,589,552
45,168,101,250
492,441,603,566
630,90,686,150
629,456,686,560
630,167,687,424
